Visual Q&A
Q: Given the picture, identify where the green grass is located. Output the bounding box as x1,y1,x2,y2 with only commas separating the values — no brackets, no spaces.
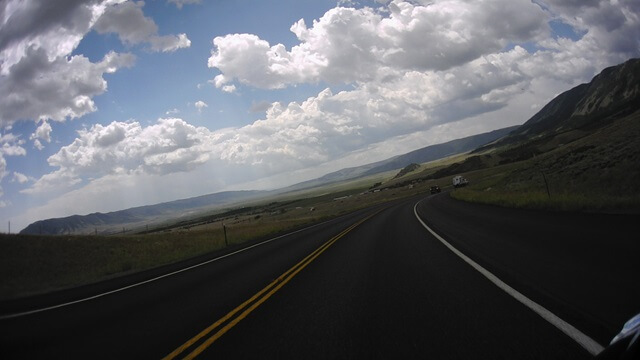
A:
451,188,640,213
0,231,227,299
0,216,336,300
0,176,436,300
448,111,640,213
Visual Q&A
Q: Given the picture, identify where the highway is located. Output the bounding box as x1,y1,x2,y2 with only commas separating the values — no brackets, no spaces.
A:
1,192,638,359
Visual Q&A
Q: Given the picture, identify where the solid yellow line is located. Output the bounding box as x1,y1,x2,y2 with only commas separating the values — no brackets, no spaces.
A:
162,227,344,360
182,224,348,360
164,211,379,360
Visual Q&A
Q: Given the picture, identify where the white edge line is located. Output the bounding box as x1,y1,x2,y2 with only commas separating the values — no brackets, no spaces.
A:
0,219,332,320
413,200,605,356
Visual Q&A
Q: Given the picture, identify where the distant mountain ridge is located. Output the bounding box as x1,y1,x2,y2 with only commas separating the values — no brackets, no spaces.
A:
20,190,266,235
20,126,517,235
284,126,518,192
362,126,518,176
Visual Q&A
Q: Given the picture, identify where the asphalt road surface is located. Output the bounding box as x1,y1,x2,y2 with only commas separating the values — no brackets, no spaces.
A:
1,192,638,359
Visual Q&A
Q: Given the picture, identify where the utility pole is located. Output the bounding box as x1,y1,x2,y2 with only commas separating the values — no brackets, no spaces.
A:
8,221,10,235
223,223,228,247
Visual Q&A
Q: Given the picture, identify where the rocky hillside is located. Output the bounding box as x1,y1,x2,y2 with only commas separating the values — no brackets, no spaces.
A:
476,57,640,152
430,58,640,197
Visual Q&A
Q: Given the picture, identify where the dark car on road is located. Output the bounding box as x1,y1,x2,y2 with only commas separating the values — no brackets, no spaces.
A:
430,185,441,194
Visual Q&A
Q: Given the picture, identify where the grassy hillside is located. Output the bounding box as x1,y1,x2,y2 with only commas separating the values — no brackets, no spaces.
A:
393,163,421,179
451,110,640,212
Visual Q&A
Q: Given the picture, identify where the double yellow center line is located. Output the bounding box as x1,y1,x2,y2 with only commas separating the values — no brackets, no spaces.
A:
163,210,380,360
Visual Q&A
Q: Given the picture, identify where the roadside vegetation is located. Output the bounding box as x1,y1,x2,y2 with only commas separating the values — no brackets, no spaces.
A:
450,111,640,213
0,174,439,300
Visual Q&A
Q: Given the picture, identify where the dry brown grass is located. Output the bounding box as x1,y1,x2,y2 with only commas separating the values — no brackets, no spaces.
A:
0,176,435,300
450,111,640,213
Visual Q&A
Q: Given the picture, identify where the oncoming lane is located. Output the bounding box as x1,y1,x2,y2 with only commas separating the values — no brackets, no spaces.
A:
0,205,384,359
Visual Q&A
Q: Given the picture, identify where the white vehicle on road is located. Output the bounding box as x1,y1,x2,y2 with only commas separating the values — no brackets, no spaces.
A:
452,175,469,188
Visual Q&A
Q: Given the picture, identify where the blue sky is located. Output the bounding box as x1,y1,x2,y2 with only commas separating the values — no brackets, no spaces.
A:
1,0,639,232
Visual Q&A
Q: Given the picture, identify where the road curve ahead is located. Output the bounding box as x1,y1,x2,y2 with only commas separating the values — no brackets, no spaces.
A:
416,192,640,346
2,192,630,359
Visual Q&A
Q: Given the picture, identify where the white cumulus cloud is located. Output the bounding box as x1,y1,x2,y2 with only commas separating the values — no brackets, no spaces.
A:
0,0,189,129
21,118,221,203
30,120,53,150
20,169,82,197
94,1,191,53
0,132,27,200
27,118,215,193
208,0,549,89
0,133,27,157
194,100,208,112
12,171,31,184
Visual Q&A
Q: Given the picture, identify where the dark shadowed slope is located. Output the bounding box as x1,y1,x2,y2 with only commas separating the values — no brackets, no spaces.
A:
475,57,640,152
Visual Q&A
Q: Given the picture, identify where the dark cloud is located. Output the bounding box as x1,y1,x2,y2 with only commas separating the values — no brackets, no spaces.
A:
0,47,134,126
543,0,599,10
0,0,96,53
94,1,191,52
